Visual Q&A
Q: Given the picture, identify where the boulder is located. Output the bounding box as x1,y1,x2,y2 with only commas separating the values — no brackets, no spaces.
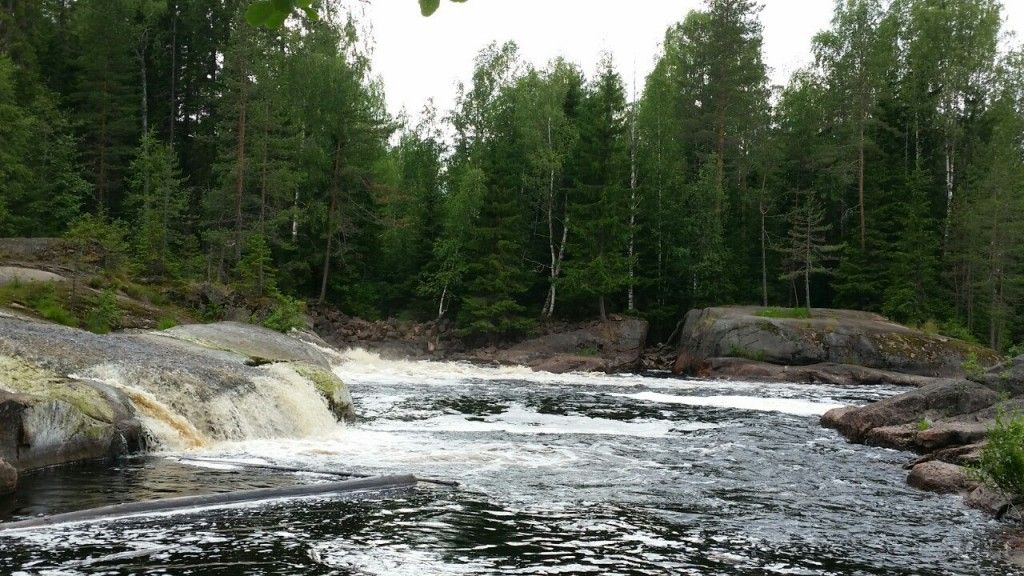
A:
907,461,978,494
821,378,998,443
0,459,15,495
676,306,999,378
492,316,649,374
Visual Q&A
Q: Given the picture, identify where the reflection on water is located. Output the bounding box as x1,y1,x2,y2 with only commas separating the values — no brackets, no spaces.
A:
0,356,1019,575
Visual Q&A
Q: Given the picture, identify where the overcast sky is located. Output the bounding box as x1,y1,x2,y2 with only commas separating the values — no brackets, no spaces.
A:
357,0,1024,123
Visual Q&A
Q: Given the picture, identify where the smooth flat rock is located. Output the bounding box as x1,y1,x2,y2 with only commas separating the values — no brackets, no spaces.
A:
0,266,65,286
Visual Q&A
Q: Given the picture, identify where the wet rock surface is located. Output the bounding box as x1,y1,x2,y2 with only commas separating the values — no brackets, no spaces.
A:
823,354,1024,514
0,312,354,481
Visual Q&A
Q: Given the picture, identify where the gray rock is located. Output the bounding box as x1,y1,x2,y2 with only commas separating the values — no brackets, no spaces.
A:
0,266,66,287
159,321,333,368
703,357,943,387
491,316,648,374
907,461,977,494
0,459,15,495
676,306,1000,378
0,317,355,470
821,378,998,442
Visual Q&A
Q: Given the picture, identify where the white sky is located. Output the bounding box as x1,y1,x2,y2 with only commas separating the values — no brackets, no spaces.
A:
358,0,1024,123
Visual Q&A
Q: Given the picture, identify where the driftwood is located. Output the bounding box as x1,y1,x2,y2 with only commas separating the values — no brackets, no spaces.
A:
0,474,417,531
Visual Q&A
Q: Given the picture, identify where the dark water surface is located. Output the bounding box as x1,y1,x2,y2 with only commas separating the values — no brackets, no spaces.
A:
0,356,1019,575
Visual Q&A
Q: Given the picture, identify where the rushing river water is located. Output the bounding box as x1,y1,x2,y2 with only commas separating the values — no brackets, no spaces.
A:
0,351,1019,575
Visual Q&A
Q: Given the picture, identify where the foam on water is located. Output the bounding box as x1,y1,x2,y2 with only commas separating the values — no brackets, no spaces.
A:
611,391,845,417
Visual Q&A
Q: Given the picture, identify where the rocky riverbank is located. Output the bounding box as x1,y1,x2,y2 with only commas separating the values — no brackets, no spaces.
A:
311,307,650,374
0,310,354,496
822,355,1024,515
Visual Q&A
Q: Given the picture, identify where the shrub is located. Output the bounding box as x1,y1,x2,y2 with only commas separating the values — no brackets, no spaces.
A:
756,307,811,319
962,351,984,379
157,317,178,330
916,417,932,432
939,320,979,345
84,288,122,334
261,294,307,333
977,409,1024,502
1009,343,1024,359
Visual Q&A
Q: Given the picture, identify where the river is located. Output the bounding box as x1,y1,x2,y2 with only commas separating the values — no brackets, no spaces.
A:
0,350,1018,575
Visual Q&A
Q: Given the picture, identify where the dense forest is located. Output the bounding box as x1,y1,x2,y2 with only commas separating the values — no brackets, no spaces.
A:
1,0,1023,350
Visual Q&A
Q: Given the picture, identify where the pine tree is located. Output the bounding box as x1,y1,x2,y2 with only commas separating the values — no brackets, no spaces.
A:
128,132,186,278
779,191,843,308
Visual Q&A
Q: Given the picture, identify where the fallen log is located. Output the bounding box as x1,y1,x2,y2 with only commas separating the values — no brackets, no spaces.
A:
173,456,460,487
0,474,417,532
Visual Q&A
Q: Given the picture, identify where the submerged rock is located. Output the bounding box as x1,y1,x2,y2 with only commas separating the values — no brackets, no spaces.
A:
675,306,999,379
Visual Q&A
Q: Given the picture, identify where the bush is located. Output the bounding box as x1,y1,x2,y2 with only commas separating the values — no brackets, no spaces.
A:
977,409,1024,502
939,320,980,345
157,317,178,330
962,351,984,379
84,288,122,334
261,294,307,333
756,307,811,319
1009,343,1024,359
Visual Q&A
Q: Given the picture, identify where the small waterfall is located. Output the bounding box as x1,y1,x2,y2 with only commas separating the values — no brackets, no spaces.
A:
76,362,342,451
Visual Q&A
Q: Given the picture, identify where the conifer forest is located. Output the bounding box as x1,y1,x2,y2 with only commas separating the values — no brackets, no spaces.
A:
2,0,1023,351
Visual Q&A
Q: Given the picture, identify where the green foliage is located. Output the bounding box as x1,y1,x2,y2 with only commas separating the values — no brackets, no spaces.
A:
260,294,307,333
65,214,132,279
962,352,984,379
0,281,76,326
940,320,980,345
235,232,278,298
128,133,187,279
1009,343,1024,359
157,317,178,330
916,417,932,432
756,307,811,319
84,288,122,334
728,345,766,362
976,409,1024,501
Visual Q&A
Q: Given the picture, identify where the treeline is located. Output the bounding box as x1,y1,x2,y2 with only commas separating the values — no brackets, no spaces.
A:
1,0,1023,350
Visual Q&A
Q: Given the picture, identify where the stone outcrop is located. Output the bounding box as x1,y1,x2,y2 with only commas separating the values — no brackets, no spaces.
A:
0,311,356,489
823,354,1024,513
675,306,1000,382
699,357,945,387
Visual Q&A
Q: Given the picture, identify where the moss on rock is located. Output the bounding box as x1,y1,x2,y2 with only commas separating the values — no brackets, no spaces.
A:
293,363,355,422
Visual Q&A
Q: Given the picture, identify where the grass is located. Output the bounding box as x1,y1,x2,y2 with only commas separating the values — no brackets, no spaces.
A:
728,345,766,362
916,417,932,432
0,281,77,326
756,307,811,320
